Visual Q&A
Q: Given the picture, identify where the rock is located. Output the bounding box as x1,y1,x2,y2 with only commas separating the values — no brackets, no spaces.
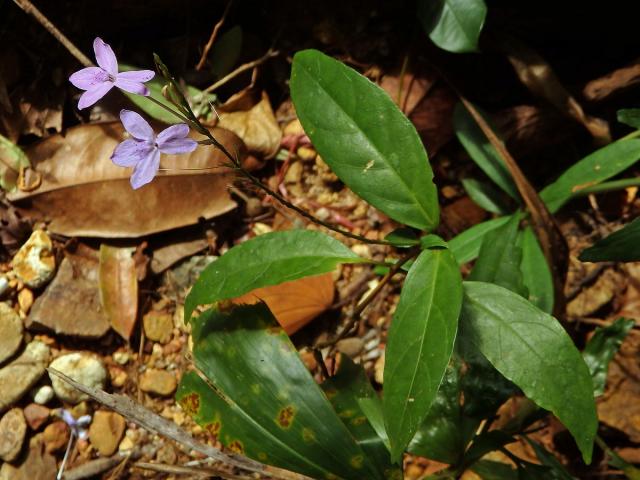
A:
108,365,128,388
32,385,54,405
336,337,365,357
17,288,33,314
0,408,27,462
0,302,23,364
11,230,55,289
27,256,110,338
0,341,49,412
374,352,384,385
0,434,57,480
48,353,107,404
42,421,69,453
113,351,130,365
88,411,126,456
139,369,177,396
23,404,50,430
143,310,173,344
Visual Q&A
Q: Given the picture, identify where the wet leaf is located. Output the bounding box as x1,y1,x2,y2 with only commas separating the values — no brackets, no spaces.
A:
99,245,138,341
417,0,487,53
519,228,554,313
0,134,30,192
617,109,640,129
462,178,511,215
384,248,462,461
232,273,335,335
177,303,391,480
291,49,439,231
579,217,640,262
460,281,598,464
8,122,240,237
449,216,512,265
185,230,365,322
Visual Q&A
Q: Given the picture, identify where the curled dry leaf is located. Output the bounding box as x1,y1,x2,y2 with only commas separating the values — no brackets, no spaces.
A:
583,60,640,102
7,123,244,237
99,245,138,341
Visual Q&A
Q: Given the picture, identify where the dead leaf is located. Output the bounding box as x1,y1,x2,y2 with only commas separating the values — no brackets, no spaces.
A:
409,85,457,157
233,273,335,335
583,59,640,102
99,245,138,341
218,91,282,159
151,237,209,274
379,70,435,116
7,122,243,237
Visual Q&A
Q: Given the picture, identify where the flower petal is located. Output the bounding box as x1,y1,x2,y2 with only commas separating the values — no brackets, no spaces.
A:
60,410,76,426
157,123,189,143
158,137,198,155
130,148,160,189
69,67,109,90
117,70,155,83
111,139,154,167
77,82,114,109
114,78,149,96
119,109,155,141
93,37,118,76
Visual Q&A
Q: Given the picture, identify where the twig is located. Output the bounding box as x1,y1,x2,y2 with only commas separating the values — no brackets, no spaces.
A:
203,49,279,94
196,0,234,71
12,0,93,67
62,452,141,480
133,461,246,479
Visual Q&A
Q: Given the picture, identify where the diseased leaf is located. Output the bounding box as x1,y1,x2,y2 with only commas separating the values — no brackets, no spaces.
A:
8,123,241,237
417,0,487,53
460,281,598,463
383,248,462,461
177,303,390,480
99,245,138,341
449,216,512,265
520,228,554,313
617,109,640,129
185,230,365,322
0,133,30,192
291,49,439,231
540,139,640,213
579,217,640,262
462,178,511,215
583,318,634,396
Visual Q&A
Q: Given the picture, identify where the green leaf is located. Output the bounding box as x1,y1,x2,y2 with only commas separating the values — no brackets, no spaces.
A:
322,356,400,478
519,228,554,313
0,134,30,192
469,215,527,297
463,430,515,466
617,109,640,129
460,281,598,464
420,234,449,250
383,249,462,461
579,217,640,262
385,228,419,247
177,303,388,480
540,139,640,213
417,0,487,53
185,230,365,321
291,49,439,231
462,178,512,215
453,103,519,200
210,26,243,78
583,318,634,396
449,216,513,265
471,460,518,480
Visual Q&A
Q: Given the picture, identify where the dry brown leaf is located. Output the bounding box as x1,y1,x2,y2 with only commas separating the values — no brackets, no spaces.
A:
583,60,640,102
7,122,243,237
150,236,209,274
99,244,138,341
218,91,282,159
233,273,335,335
379,71,435,116
409,85,457,157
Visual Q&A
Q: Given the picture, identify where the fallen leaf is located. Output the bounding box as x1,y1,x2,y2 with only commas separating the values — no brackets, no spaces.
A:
583,60,640,102
99,245,138,341
7,122,242,237
150,237,209,274
379,70,435,116
233,273,335,335
218,91,282,158
0,134,30,192
409,85,457,157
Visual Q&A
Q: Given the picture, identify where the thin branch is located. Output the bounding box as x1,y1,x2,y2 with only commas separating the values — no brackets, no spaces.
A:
195,0,234,71
203,49,279,94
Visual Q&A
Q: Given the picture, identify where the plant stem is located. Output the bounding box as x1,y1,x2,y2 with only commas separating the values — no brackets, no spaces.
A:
145,96,194,126
572,176,640,196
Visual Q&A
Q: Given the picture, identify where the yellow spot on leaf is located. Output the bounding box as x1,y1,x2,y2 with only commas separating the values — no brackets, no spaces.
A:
350,455,364,469
277,405,296,428
229,440,244,454
351,416,367,426
302,428,316,443
178,393,200,416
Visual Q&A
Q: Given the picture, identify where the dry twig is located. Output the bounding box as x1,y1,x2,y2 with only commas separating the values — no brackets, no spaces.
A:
196,0,234,71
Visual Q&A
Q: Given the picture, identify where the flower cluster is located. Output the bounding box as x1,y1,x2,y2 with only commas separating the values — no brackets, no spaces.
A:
69,38,196,189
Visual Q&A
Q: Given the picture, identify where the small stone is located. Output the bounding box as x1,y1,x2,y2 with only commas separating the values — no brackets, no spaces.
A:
0,302,23,364
108,366,128,388
143,311,173,344
0,408,27,462
23,403,50,430
118,435,135,452
113,351,130,365
284,160,303,184
156,443,177,465
0,275,10,297
374,352,385,385
12,230,55,289
139,369,177,396
49,353,107,404
283,119,304,136
336,337,365,357
43,421,69,453
89,411,126,457
33,385,54,405
296,146,316,162
350,244,370,258
0,341,49,412
17,288,34,314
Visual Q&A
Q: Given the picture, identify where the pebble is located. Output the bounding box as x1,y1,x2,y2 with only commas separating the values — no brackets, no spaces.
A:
11,230,55,288
0,275,9,297
43,421,69,453
48,353,107,404
89,411,126,456
23,403,50,430
0,408,27,462
374,352,385,385
336,337,365,357
143,310,173,344
33,385,54,405
108,366,128,388
0,302,23,364
0,341,49,412
17,288,34,314
139,369,177,396
113,351,130,365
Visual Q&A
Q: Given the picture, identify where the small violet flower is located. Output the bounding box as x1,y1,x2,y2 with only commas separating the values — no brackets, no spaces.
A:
59,409,92,440
69,37,155,109
111,109,197,189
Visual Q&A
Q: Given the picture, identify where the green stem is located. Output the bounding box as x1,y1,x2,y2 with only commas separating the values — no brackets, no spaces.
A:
572,176,640,197
620,129,640,141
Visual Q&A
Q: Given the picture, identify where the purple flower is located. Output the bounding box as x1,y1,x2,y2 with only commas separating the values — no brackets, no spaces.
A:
111,109,198,189
59,409,92,440
69,37,155,110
